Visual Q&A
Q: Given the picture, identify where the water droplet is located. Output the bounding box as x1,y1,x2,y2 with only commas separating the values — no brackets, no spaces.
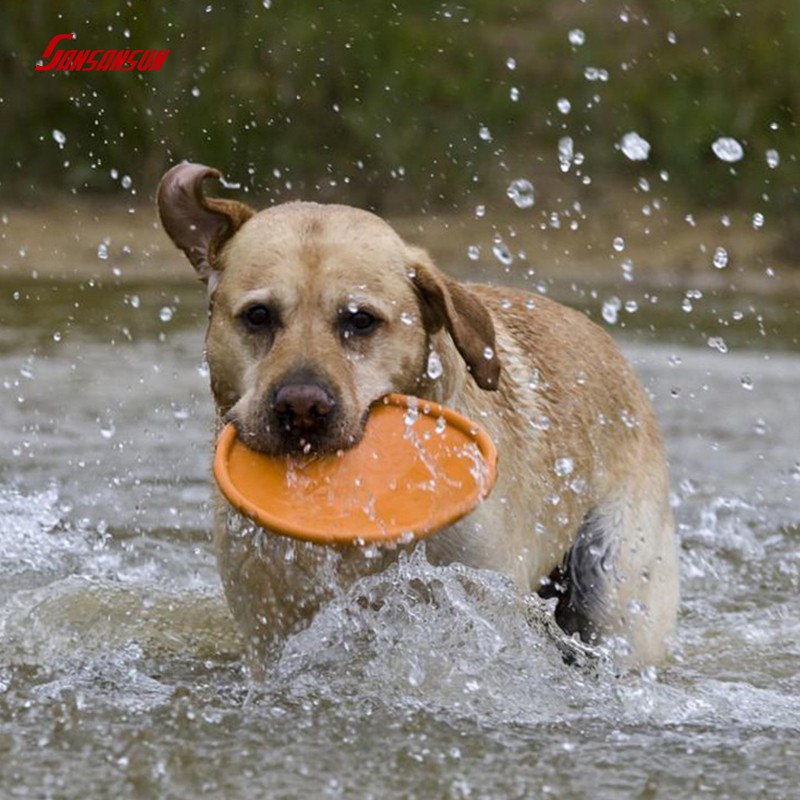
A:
568,29,586,46
509,86,520,102
752,212,765,230
19,359,35,380
478,125,492,142
558,136,574,173
506,178,535,209
191,86,200,97
711,137,744,163
570,477,587,495
262,0,271,7
682,298,693,313
474,204,486,218
159,306,174,323
491,239,513,266
621,259,634,281
555,457,574,477
740,375,754,391
712,246,728,269
557,97,571,114
624,300,638,313
400,311,414,326
52,331,62,342
52,129,66,148
426,351,443,380
121,175,133,189
602,297,621,324
707,336,728,354
97,241,109,260
619,132,651,161
129,294,141,309
583,66,609,82
483,346,494,361
100,420,116,440
506,57,516,70
530,414,550,431
467,245,480,261
612,236,625,252
765,149,780,169
753,417,768,435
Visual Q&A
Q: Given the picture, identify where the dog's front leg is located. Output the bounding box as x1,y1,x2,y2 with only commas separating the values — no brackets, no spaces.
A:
213,503,400,678
212,506,335,674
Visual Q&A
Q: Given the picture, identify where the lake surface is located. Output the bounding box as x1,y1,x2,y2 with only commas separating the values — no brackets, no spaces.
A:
1,273,798,798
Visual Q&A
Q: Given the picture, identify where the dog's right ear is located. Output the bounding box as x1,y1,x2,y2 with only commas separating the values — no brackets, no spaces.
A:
157,162,254,287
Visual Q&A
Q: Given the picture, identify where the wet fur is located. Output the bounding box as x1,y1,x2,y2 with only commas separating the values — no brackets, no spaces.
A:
157,163,680,674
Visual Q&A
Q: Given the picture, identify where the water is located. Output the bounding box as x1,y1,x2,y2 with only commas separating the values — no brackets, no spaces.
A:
712,137,745,163
1,275,798,798
619,132,651,162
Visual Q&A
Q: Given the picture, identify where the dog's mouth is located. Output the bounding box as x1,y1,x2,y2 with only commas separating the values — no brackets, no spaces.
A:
228,409,371,458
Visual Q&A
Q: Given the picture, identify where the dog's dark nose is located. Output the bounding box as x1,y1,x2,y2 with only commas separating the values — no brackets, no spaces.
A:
272,383,335,432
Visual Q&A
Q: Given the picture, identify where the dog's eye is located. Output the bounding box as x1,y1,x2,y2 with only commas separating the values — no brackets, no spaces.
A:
343,310,379,337
242,304,273,330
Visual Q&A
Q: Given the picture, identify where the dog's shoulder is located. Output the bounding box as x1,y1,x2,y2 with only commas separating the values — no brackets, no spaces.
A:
464,283,619,362
464,282,656,435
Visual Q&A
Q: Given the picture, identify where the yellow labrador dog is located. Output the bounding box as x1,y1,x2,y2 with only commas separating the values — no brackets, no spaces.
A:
157,162,679,673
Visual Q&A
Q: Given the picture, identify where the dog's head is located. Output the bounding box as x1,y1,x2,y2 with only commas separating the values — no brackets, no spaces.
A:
157,163,500,455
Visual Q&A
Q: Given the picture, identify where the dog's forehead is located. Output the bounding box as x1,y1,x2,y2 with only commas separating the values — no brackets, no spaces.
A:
221,202,409,284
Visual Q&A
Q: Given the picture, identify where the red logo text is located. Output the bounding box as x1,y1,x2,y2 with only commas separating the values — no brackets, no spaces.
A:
35,33,169,72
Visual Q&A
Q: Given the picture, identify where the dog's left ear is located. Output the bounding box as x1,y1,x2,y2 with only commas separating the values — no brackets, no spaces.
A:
157,162,254,287
408,247,500,391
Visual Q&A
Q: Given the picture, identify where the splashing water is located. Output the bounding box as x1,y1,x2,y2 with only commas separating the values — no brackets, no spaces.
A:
619,132,651,161
602,296,622,324
712,137,744,163
426,350,444,380
765,148,780,169
491,239,514,266
506,178,535,209
712,246,729,269
558,136,574,172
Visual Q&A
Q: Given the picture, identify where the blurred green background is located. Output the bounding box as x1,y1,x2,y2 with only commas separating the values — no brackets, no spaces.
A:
1,1,798,237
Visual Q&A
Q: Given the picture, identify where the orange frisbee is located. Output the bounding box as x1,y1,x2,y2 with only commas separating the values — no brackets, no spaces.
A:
213,393,497,545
